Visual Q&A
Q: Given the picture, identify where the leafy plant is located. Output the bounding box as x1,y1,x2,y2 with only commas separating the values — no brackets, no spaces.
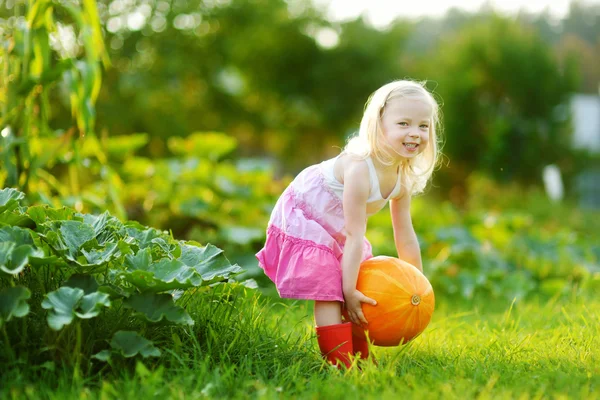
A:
0,188,244,367
9,130,287,289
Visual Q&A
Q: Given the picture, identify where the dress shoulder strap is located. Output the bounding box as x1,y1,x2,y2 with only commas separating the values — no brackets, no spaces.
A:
364,156,380,193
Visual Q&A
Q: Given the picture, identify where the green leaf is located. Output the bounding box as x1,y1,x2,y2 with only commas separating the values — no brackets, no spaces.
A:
0,226,34,245
180,243,243,282
150,237,172,255
0,188,25,214
80,242,119,265
124,293,193,325
120,258,203,293
60,221,95,255
64,273,99,294
28,252,60,267
92,350,111,362
27,205,75,224
0,211,35,228
81,212,110,239
151,258,201,284
126,226,162,249
0,242,16,269
41,287,84,330
110,331,161,358
117,239,133,257
98,283,133,299
0,287,31,327
75,292,110,319
0,244,44,275
125,248,152,271
239,279,259,289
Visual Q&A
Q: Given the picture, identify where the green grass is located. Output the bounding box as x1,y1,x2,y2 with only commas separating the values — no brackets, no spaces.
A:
1,285,598,400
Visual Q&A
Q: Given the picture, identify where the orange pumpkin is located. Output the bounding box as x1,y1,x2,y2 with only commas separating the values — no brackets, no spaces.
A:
352,256,435,346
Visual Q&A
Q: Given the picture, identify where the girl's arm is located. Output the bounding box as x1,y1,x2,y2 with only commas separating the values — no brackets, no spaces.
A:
341,160,377,326
390,190,423,272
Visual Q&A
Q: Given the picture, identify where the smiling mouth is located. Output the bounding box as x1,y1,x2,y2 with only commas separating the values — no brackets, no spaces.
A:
403,143,419,150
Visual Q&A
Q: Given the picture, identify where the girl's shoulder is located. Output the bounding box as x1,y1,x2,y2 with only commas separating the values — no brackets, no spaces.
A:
332,152,371,187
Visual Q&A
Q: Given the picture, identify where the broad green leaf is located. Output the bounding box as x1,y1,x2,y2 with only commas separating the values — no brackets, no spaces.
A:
80,242,119,265
0,226,34,245
150,237,172,255
0,211,35,228
125,226,162,249
0,244,44,275
27,205,75,224
239,279,259,289
28,251,60,267
124,293,193,325
0,188,25,205
0,188,24,214
98,283,133,299
41,287,84,330
0,242,16,268
40,229,69,254
64,273,99,294
25,205,47,225
125,248,152,271
92,350,111,362
120,258,203,293
0,287,31,327
110,331,161,358
180,243,243,282
60,221,95,255
75,292,110,319
81,212,110,239
150,258,200,284
117,239,133,257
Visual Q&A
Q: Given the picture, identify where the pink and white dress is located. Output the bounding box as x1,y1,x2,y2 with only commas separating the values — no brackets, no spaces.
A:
256,154,402,302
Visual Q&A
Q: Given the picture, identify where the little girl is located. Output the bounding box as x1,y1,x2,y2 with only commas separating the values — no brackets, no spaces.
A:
256,80,442,368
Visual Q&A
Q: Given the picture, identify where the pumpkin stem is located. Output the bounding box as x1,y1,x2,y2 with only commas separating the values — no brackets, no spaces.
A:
411,295,421,305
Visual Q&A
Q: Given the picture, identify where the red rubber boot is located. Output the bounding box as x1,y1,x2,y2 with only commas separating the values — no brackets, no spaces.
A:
315,322,353,369
340,308,370,359
352,332,370,360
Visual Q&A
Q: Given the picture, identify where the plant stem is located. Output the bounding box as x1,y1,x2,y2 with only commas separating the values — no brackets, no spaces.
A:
2,325,15,362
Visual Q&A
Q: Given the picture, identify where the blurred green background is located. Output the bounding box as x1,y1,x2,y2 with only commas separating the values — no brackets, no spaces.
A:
1,0,599,300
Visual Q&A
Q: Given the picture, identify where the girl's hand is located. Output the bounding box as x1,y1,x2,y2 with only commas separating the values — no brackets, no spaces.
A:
343,289,377,326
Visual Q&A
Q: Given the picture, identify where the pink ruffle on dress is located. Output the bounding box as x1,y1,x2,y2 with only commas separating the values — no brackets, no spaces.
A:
256,155,401,302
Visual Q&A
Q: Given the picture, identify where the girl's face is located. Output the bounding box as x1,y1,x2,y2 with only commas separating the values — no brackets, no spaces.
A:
380,96,432,161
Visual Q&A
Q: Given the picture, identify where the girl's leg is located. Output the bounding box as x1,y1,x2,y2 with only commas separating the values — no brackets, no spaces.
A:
314,301,342,326
314,301,353,368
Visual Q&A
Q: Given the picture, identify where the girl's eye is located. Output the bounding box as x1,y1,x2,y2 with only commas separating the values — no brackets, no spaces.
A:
398,122,408,126
420,124,429,129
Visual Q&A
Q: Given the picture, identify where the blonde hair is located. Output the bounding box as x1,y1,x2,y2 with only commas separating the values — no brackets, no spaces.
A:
344,79,443,195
